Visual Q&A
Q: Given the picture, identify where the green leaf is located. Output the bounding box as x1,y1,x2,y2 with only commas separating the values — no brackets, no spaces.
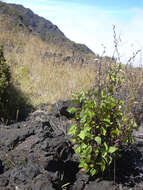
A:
68,107,77,113
95,136,101,145
84,123,91,131
111,129,120,136
79,162,84,168
133,121,137,129
78,130,86,140
94,147,99,155
108,156,113,165
108,146,117,153
90,164,94,168
83,163,89,170
103,118,111,124
81,143,87,149
101,90,105,98
96,158,106,170
87,110,95,119
73,99,79,105
102,151,107,158
85,145,92,154
101,163,106,172
111,75,115,81
118,105,122,110
85,155,91,162
130,136,135,143
80,115,87,124
68,124,77,135
100,127,107,135
72,138,77,143
90,168,97,176
103,142,108,151
75,146,81,153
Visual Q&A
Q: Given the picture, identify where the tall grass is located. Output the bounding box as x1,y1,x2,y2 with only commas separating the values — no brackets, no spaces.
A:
0,19,96,106
0,17,143,110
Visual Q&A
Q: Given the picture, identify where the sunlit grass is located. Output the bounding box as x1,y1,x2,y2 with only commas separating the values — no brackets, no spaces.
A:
0,16,143,108
0,22,96,105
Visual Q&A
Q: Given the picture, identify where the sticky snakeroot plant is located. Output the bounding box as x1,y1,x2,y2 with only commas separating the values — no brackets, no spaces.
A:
68,60,137,177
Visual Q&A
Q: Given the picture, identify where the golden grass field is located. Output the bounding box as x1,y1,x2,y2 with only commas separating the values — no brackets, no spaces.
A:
0,21,96,106
0,17,143,108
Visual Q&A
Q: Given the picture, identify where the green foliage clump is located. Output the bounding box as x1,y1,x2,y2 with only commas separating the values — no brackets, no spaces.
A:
0,45,10,95
68,61,137,177
0,45,11,113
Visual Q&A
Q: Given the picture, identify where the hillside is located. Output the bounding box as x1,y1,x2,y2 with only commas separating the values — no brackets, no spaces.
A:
0,1,99,108
0,1,95,59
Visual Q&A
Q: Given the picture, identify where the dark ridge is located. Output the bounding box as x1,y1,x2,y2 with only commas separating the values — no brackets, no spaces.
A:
0,1,94,56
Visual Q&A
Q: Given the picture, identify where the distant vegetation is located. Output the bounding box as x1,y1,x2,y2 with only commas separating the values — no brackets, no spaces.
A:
0,45,11,114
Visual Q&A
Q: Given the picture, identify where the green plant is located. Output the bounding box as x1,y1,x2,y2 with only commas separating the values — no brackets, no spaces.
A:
68,58,137,176
0,45,11,118
0,45,11,96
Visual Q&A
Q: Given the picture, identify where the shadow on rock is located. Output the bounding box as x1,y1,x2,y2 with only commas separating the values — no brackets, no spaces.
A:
95,143,143,189
47,160,79,189
1,84,33,124
115,143,143,187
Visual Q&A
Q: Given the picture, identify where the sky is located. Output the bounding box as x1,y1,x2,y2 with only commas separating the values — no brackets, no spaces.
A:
3,0,143,65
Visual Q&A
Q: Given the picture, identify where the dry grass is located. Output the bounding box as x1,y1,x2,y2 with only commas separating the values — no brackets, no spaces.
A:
14,61,96,105
0,22,96,106
0,17,143,108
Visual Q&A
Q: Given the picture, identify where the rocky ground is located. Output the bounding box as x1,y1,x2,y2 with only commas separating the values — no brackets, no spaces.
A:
0,100,143,190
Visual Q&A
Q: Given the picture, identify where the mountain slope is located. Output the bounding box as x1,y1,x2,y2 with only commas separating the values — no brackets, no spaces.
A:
0,1,97,106
0,1,94,58
0,2,65,38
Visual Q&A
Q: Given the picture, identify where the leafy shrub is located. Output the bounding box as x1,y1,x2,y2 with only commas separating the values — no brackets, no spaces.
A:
0,45,11,95
68,61,137,176
0,45,11,117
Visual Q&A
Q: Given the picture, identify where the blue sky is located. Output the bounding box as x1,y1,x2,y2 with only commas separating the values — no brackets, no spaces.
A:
3,0,143,64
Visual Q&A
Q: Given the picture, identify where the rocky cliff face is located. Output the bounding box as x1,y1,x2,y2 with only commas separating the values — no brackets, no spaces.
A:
0,2,65,39
0,101,143,190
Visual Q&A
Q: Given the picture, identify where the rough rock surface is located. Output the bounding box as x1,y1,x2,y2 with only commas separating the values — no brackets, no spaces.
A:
0,100,143,190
